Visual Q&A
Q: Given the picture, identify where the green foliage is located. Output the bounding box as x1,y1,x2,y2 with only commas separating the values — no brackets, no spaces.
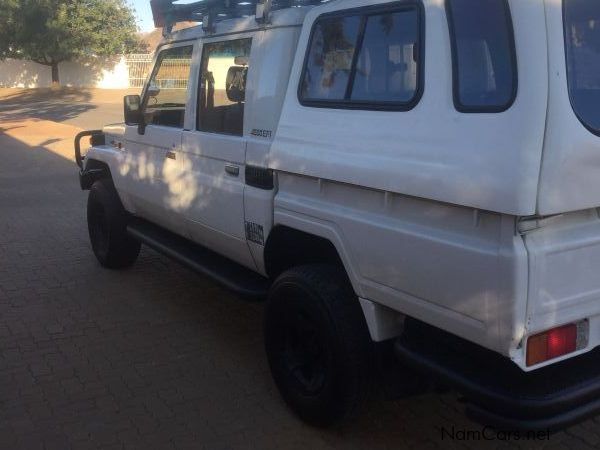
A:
0,0,142,81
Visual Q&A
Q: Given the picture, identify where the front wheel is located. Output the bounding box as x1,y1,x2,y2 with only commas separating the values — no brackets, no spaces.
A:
87,179,140,269
264,264,373,426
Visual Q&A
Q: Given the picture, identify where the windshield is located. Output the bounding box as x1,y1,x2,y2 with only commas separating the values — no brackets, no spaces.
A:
564,0,600,134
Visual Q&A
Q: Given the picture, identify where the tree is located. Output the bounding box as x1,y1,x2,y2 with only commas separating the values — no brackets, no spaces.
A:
0,0,143,86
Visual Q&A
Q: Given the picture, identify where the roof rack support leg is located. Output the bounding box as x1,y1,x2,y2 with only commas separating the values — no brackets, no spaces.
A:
256,0,273,24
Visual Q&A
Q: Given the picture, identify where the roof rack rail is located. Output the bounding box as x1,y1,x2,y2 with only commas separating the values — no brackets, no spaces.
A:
150,0,328,34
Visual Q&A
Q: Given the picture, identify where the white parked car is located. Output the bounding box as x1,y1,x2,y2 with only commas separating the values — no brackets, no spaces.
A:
75,0,600,430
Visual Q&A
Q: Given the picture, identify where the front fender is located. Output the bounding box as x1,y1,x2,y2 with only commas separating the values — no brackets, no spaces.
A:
79,146,120,189
79,145,135,213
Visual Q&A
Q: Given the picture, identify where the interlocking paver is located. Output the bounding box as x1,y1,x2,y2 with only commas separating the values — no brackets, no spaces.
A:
1,91,600,449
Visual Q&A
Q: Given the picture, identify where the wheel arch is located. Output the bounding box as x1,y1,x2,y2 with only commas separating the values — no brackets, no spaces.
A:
80,158,113,190
263,220,364,298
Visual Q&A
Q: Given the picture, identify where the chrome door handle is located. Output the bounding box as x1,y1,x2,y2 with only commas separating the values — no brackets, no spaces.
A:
225,164,240,177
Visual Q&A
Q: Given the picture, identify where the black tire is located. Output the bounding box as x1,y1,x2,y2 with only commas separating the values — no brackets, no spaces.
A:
87,179,140,269
264,264,373,426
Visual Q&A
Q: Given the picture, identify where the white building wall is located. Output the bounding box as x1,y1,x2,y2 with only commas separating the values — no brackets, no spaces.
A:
0,57,130,89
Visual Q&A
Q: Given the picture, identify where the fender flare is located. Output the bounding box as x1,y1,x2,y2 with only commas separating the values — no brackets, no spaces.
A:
79,159,112,190
272,209,365,298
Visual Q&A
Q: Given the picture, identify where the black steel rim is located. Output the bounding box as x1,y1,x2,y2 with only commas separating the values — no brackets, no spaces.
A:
281,307,327,395
90,201,110,257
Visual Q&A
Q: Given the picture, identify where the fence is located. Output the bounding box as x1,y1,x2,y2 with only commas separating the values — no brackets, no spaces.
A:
125,54,154,88
125,54,194,90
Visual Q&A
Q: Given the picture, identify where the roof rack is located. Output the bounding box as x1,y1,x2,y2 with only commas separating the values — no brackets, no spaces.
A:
150,0,328,34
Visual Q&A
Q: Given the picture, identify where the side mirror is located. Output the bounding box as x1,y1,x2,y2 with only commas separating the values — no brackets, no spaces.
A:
124,95,141,125
147,82,160,98
226,66,247,103
234,56,249,66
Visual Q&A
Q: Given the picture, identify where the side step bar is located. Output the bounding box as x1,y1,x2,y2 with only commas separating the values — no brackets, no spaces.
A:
127,218,269,299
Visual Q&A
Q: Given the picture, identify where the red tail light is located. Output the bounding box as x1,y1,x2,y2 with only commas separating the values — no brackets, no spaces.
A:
527,324,579,367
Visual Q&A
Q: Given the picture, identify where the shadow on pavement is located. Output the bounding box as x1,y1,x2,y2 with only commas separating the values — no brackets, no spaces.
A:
0,88,137,129
0,88,96,124
0,120,580,450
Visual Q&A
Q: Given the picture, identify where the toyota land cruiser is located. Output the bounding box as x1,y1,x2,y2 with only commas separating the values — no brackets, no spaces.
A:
74,0,600,430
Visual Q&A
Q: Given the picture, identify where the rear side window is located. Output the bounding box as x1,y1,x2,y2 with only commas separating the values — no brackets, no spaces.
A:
302,16,362,101
198,38,252,136
299,4,423,110
446,0,517,112
564,0,600,134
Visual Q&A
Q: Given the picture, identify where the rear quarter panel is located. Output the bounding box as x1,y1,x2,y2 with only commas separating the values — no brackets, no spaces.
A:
269,0,542,355
274,174,529,355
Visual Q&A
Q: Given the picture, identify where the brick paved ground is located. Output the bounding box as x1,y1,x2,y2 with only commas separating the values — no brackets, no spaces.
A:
1,91,599,449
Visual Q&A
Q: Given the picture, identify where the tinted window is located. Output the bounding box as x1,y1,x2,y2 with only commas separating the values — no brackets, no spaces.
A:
301,16,362,101
352,11,419,103
299,5,423,110
144,46,194,127
198,38,252,136
446,0,517,112
564,0,600,134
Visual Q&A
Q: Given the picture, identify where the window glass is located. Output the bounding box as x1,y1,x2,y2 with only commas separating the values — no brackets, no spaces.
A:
299,6,422,110
144,46,193,127
564,0,600,133
301,16,362,101
446,0,517,111
198,38,252,136
351,10,419,103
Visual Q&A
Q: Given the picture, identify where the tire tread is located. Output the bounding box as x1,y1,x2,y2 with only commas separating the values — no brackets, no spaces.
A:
265,263,372,426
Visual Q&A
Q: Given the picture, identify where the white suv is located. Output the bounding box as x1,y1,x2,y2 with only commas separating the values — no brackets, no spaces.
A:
75,0,600,430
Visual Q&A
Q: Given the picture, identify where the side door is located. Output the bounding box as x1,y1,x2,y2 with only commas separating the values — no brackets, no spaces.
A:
181,37,255,269
127,44,195,235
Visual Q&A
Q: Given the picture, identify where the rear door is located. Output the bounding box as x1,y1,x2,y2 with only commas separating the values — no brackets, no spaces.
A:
181,37,255,268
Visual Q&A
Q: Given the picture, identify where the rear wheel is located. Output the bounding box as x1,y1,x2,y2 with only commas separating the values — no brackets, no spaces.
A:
264,264,373,426
87,179,140,269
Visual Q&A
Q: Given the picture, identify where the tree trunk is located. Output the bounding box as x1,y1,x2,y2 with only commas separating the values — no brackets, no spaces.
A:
51,62,60,87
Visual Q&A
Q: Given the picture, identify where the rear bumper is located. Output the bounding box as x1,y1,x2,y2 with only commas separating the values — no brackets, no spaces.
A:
394,320,600,431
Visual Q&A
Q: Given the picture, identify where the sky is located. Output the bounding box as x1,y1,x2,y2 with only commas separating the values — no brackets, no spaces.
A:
130,0,202,32
131,0,157,32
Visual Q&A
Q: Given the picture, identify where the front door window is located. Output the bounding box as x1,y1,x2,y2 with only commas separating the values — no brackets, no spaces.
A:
144,45,194,128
